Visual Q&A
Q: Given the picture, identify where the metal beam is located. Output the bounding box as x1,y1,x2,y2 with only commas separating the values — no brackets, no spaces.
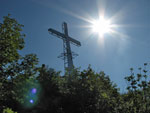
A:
48,28,65,40
69,36,81,46
48,28,81,46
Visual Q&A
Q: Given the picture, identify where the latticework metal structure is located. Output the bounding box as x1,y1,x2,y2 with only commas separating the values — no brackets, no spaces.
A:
48,22,81,74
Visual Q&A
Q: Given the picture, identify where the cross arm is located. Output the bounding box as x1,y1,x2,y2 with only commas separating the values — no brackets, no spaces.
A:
68,37,81,46
48,28,81,47
48,28,66,40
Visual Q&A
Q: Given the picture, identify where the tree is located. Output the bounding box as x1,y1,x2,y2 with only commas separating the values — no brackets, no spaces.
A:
3,108,17,113
59,66,120,113
0,14,25,66
34,65,62,113
124,63,150,113
20,66,120,113
0,15,38,112
0,14,24,111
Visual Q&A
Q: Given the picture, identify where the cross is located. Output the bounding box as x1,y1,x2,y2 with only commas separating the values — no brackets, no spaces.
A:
48,22,81,73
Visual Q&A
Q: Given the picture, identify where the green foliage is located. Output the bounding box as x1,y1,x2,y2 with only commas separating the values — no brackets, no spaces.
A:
0,15,39,112
31,65,119,113
3,108,17,113
59,67,120,113
0,14,25,65
124,63,150,113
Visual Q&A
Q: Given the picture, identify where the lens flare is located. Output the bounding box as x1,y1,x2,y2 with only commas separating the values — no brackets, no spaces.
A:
31,88,37,94
16,79,41,109
30,99,34,104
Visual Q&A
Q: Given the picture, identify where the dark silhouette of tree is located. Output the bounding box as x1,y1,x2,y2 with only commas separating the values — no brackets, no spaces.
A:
58,67,120,113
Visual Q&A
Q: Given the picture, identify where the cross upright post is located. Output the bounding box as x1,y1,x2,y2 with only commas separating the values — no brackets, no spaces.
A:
48,22,81,74
62,22,73,70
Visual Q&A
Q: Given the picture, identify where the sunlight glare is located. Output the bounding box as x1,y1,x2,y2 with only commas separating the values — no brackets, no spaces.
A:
91,16,111,37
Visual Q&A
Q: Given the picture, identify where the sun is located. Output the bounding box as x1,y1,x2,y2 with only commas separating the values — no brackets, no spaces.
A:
91,16,111,37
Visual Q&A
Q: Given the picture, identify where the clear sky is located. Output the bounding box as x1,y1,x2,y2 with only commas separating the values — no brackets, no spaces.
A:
0,0,150,92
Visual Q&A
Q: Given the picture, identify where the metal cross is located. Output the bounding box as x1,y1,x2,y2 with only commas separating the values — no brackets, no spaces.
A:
48,22,81,74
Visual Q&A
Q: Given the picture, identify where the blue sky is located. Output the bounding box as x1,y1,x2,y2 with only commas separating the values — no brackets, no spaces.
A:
0,0,150,92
